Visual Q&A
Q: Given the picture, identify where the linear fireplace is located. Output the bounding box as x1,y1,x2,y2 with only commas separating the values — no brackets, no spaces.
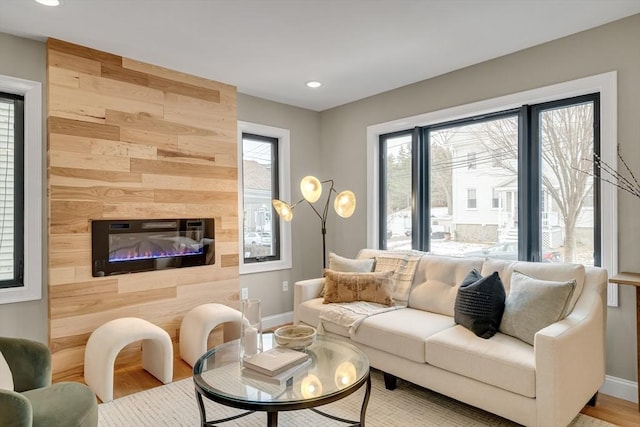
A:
91,218,214,277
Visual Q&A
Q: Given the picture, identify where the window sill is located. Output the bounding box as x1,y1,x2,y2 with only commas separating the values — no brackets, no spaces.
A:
240,259,292,275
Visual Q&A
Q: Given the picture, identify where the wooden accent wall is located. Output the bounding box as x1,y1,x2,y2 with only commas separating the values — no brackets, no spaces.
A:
46,39,239,378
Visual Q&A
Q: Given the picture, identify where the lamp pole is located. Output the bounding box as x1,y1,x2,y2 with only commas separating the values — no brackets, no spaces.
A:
305,180,334,269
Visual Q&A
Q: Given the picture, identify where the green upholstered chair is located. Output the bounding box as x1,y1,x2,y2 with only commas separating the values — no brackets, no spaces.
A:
0,337,98,427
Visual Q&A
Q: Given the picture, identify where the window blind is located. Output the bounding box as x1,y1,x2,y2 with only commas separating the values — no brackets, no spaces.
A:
0,99,15,282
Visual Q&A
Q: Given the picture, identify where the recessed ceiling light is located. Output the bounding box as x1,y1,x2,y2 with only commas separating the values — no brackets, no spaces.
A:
306,81,322,88
35,0,60,6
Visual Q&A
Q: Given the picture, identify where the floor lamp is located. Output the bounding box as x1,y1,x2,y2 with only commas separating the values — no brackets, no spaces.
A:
272,176,356,268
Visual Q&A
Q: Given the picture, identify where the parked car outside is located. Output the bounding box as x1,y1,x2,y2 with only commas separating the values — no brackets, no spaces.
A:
259,232,272,246
244,232,262,246
464,242,560,262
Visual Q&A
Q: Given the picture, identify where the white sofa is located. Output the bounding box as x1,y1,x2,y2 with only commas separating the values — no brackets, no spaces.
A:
293,249,607,427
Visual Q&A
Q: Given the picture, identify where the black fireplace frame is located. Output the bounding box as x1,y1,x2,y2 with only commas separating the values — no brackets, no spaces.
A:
91,218,215,277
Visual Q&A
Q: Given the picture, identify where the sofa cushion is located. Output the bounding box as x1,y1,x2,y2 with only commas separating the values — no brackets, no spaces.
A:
297,298,350,337
499,271,576,345
425,325,536,398
481,259,585,315
323,270,394,305
408,255,484,316
454,270,505,339
373,254,420,306
329,252,375,272
352,308,454,363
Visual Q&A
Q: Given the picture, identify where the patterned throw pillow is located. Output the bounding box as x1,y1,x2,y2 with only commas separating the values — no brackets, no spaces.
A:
499,270,576,345
319,253,376,297
454,269,506,339
323,269,395,306
374,254,420,306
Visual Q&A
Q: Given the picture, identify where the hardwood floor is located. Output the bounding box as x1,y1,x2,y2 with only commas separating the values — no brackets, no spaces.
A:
61,353,639,426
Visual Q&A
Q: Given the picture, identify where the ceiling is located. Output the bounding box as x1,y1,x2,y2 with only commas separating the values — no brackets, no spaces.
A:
1,0,639,111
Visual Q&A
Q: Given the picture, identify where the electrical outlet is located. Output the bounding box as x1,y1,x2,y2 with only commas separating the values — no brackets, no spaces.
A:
241,287,248,299
282,281,288,292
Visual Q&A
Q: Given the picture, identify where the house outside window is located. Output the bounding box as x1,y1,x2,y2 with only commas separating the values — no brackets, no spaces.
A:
376,90,602,267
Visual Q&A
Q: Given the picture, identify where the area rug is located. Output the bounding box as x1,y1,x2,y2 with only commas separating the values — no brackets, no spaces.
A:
98,369,613,426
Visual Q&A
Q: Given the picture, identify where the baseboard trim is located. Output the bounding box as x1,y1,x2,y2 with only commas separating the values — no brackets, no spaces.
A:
601,375,638,403
262,311,293,330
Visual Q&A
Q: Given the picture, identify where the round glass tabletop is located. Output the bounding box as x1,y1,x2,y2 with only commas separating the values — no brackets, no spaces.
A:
193,333,370,409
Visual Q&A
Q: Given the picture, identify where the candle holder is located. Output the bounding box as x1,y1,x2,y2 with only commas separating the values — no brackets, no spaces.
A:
240,298,262,359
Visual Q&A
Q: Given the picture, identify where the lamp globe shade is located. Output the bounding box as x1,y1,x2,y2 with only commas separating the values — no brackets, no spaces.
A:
272,199,293,221
334,190,356,218
300,176,322,203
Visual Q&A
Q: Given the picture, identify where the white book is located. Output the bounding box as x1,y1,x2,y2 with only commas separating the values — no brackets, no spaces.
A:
243,347,309,376
241,358,312,386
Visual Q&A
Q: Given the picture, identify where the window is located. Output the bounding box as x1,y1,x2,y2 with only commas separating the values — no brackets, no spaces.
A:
466,189,477,209
238,122,291,274
0,93,24,288
374,81,610,269
379,131,413,248
0,75,42,304
492,189,500,209
241,133,279,262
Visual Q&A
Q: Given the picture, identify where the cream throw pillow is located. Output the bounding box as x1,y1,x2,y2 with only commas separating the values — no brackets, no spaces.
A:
0,350,14,391
499,270,576,345
323,269,395,306
374,254,420,305
329,252,375,272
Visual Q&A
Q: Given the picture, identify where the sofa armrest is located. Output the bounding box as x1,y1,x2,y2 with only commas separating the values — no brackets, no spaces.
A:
293,278,324,324
0,390,32,426
0,338,51,392
534,287,606,427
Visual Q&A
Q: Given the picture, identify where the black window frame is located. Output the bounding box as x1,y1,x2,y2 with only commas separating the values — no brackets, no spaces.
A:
241,132,281,264
378,93,601,265
0,92,25,289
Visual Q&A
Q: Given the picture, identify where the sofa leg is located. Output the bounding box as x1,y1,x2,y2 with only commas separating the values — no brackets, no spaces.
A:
383,372,397,390
587,392,598,407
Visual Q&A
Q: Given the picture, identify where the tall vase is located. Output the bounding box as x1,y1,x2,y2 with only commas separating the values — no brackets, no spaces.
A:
240,298,262,359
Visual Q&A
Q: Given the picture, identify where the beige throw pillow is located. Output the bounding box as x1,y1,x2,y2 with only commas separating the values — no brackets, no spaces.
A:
323,269,395,306
0,350,14,391
499,270,576,345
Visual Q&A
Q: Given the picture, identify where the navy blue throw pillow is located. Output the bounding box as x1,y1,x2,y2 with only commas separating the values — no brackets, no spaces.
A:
454,269,506,339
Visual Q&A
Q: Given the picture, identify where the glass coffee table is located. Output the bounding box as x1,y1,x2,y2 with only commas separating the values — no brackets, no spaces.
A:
193,333,371,426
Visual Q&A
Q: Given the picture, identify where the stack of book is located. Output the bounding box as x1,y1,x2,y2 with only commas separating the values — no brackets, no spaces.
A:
242,347,311,385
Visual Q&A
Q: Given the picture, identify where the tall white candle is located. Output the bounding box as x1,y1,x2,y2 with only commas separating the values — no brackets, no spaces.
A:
244,326,258,355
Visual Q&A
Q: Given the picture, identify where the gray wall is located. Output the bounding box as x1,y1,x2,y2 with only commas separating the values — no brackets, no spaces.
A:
237,94,322,317
0,33,47,343
319,14,640,382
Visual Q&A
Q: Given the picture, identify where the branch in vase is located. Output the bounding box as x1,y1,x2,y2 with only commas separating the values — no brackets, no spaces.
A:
574,148,640,199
